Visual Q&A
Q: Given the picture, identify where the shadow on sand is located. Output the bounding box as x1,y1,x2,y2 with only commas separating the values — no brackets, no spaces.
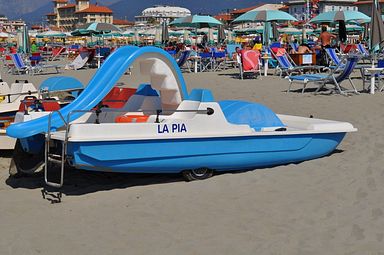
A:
6,166,184,198
4,149,345,203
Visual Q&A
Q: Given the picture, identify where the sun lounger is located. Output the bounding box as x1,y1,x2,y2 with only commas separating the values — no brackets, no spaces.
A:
270,48,323,77
288,55,360,94
11,53,61,75
65,51,90,70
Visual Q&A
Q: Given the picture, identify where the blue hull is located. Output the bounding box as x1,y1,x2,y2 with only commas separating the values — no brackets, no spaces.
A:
67,132,346,173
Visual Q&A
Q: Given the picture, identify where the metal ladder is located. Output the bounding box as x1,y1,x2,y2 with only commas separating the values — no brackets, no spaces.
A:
44,111,70,188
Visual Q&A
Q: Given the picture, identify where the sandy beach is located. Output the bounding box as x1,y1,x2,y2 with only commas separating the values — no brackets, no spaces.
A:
0,65,383,254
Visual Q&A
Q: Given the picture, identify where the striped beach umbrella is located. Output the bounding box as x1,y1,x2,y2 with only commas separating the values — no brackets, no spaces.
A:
161,21,169,43
233,10,297,23
370,0,384,51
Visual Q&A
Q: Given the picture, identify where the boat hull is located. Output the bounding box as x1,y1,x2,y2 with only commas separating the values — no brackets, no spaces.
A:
67,132,346,173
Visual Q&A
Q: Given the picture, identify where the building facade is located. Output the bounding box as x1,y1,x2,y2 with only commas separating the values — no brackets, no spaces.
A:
0,15,25,32
354,0,384,16
134,5,191,24
285,0,358,21
47,0,113,31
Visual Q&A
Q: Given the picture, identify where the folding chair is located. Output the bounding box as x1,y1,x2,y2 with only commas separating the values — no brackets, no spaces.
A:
176,50,192,72
238,49,261,80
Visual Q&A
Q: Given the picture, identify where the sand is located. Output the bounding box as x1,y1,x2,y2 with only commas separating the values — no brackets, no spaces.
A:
0,64,383,254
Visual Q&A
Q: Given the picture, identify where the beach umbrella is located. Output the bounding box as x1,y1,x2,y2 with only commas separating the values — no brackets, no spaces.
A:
370,0,384,51
170,15,222,28
208,28,214,45
37,30,66,38
217,25,226,43
309,11,370,24
234,26,264,34
0,32,10,38
278,27,314,35
233,10,298,23
155,26,161,45
20,24,30,54
227,30,234,43
263,22,272,46
272,22,279,41
183,30,191,44
77,22,121,33
338,20,347,43
134,29,140,45
161,21,169,43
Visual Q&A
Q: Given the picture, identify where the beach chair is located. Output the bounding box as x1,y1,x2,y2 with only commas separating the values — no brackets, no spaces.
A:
225,44,241,68
12,53,61,75
65,51,90,70
270,48,323,77
176,50,192,72
325,47,369,72
289,42,299,53
199,52,214,72
357,44,369,57
11,53,31,75
287,55,360,94
212,51,226,71
50,47,66,61
238,49,261,80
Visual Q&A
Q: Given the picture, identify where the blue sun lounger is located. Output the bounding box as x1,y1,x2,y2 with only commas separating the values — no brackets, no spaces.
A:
271,49,323,77
288,55,360,94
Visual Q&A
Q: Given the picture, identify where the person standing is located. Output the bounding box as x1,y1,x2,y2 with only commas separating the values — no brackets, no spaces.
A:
318,26,336,48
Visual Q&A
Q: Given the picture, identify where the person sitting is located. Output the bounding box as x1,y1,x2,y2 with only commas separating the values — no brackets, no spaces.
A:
297,44,312,54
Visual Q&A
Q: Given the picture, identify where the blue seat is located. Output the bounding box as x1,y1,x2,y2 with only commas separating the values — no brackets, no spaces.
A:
176,50,191,71
219,100,284,131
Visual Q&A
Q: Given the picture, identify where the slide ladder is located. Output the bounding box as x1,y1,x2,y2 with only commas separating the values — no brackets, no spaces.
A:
44,111,70,188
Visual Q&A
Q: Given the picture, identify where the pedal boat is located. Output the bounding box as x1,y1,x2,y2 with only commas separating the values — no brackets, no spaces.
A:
0,77,83,149
6,46,356,186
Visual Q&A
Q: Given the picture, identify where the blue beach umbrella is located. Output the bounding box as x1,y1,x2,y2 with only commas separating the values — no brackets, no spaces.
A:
37,30,66,38
310,11,370,24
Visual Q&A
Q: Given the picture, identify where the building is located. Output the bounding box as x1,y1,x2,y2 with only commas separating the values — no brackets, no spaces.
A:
47,0,113,31
113,19,134,30
285,0,358,21
354,0,384,16
0,15,25,32
134,5,191,24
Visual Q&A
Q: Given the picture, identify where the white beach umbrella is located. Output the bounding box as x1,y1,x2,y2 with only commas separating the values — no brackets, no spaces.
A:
155,26,161,44
208,28,214,44
0,32,10,38
183,30,191,43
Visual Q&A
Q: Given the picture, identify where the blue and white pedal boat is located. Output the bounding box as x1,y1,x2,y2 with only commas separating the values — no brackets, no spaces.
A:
6,46,356,186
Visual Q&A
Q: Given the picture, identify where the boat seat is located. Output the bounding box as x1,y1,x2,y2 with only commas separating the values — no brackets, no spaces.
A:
42,100,60,111
219,100,285,131
140,58,182,110
18,96,37,112
115,115,149,123
101,87,137,108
